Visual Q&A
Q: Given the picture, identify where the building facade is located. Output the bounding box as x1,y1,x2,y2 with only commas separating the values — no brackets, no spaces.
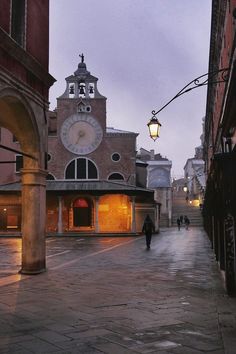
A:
0,0,55,273
203,0,236,295
0,57,157,235
136,148,172,227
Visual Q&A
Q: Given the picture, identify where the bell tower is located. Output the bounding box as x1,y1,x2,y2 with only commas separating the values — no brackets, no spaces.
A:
57,54,107,132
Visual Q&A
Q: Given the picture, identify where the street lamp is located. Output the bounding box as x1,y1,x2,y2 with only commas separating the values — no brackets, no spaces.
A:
147,115,162,141
148,68,229,140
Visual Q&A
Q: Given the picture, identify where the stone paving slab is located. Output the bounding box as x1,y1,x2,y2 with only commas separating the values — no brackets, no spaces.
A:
0,228,235,353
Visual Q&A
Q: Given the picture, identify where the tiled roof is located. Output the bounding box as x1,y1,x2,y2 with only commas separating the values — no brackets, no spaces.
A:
106,127,138,135
0,180,153,196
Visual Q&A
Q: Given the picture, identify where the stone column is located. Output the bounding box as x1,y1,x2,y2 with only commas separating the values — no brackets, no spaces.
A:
58,196,63,234
20,168,47,274
131,196,136,233
95,196,100,233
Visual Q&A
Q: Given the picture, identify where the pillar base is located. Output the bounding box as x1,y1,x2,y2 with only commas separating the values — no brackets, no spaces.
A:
19,268,46,275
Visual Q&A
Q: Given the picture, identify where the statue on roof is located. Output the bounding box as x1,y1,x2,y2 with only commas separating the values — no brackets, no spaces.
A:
79,53,84,63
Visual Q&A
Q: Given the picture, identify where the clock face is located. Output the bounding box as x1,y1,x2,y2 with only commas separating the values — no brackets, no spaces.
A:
60,114,103,155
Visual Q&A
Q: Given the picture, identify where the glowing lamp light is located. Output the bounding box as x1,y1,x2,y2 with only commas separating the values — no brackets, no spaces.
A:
147,115,162,141
183,186,188,192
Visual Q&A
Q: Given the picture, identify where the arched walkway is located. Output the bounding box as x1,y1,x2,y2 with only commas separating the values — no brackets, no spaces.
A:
0,88,47,274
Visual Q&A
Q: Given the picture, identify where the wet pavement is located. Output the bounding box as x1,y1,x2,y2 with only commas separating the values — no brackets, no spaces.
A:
0,227,236,353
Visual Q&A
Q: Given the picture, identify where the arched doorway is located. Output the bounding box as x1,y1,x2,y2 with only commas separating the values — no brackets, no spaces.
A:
0,88,47,274
73,198,92,228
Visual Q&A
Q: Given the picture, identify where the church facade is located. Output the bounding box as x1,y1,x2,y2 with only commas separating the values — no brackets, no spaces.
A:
0,57,157,235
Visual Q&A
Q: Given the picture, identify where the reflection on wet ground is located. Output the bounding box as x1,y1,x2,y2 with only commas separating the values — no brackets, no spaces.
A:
0,228,235,353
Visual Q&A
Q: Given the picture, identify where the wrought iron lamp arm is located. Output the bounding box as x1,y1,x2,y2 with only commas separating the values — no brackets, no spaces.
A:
151,68,229,116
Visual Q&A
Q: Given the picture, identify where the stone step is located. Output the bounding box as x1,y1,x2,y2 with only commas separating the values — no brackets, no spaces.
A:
160,214,169,227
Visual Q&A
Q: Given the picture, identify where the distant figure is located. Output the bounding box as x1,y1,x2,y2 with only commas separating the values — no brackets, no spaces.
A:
142,215,155,249
177,218,181,231
184,216,190,230
180,215,183,224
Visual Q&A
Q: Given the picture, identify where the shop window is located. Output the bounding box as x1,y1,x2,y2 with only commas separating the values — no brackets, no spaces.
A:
65,158,98,180
98,194,131,232
0,206,21,231
11,0,26,47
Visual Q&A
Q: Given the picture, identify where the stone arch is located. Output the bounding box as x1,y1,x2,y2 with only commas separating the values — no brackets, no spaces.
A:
0,87,44,167
0,87,47,274
72,197,93,228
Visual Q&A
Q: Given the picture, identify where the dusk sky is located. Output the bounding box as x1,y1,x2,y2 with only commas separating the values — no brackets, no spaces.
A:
49,0,211,178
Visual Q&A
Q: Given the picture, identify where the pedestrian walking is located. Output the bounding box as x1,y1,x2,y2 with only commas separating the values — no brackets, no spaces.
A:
180,215,183,224
177,218,181,231
184,216,190,230
142,214,155,249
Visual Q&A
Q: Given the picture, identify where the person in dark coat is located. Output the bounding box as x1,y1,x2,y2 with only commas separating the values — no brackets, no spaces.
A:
177,218,181,231
184,216,190,230
142,214,155,249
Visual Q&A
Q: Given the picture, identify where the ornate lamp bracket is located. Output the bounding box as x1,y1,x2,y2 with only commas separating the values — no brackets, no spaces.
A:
151,68,229,117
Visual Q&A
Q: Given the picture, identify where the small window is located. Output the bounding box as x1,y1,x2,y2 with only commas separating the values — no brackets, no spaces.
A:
13,135,18,142
108,173,124,181
86,106,91,112
47,153,52,162
77,102,86,112
15,155,23,173
46,173,55,180
11,0,26,47
111,153,121,162
74,198,88,208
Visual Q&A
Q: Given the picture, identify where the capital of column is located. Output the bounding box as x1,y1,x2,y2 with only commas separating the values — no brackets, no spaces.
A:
21,168,47,186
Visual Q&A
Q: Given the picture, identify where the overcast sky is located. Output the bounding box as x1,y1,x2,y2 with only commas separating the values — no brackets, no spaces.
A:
49,0,211,178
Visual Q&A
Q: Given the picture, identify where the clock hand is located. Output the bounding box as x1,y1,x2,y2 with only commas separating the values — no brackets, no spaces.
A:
76,130,85,144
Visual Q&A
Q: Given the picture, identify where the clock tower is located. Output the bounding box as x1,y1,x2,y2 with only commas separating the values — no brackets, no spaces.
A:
49,55,109,179
57,54,107,133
